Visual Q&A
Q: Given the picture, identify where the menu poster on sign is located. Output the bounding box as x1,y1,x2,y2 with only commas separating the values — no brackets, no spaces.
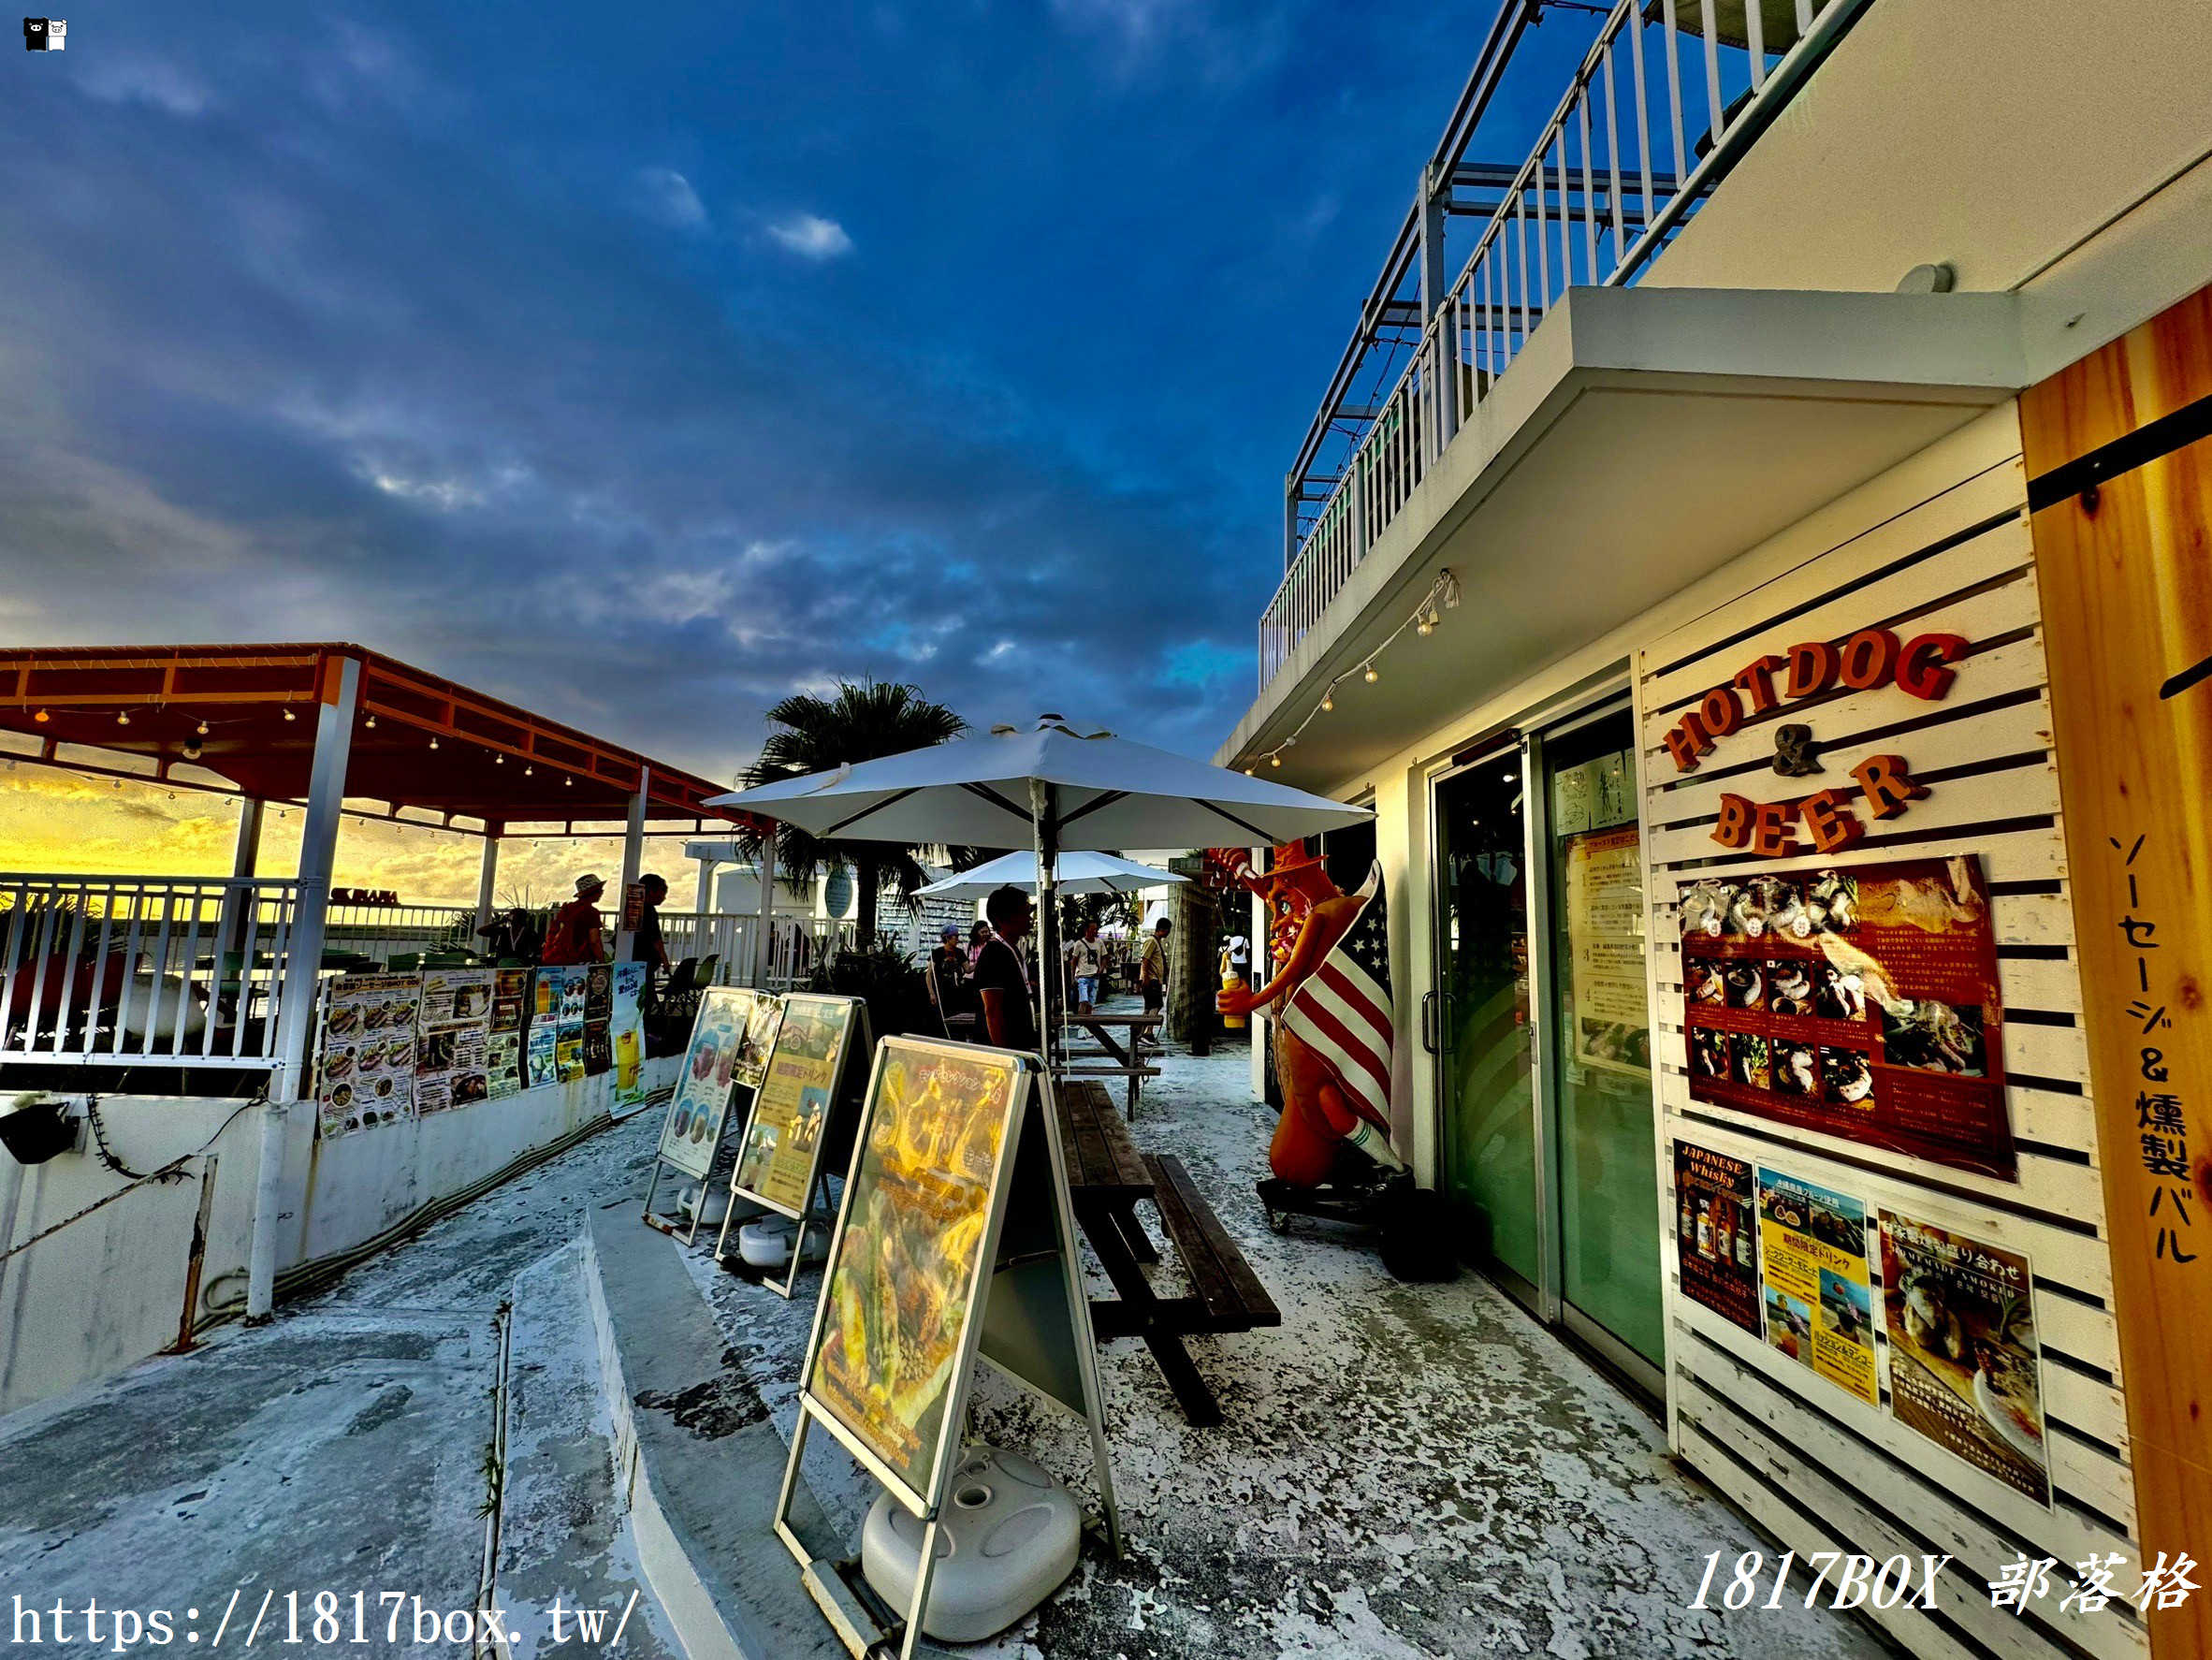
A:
487,968,530,1099
584,963,612,1022
609,961,650,1106
415,968,492,1114
318,974,421,1138
1879,1211,2052,1507
656,987,778,1182
733,994,859,1216
1757,1170,1877,1406
805,1042,1026,1503
525,1023,560,1090
1564,825,1651,1076
1673,1142,1758,1336
1681,854,2016,1179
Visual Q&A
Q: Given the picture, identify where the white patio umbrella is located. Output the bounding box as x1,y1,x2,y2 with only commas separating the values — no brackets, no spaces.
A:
707,718,1369,1059
918,850,1186,901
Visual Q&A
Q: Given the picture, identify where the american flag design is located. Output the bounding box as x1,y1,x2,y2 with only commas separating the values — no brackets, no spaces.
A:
1280,859,1396,1134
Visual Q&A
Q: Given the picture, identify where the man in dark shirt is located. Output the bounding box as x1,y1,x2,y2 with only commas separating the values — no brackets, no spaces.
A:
627,873,669,969
971,884,1038,1052
929,924,968,1012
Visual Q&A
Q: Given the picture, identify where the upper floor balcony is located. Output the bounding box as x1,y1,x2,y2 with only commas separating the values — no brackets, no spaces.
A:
1259,0,1879,695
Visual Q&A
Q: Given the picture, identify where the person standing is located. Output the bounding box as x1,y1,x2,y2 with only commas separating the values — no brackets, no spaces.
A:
1139,915,1171,1036
1067,920,1103,1015
930,924,968,1012
966,918,994,970
541,873,607,965
627,873,670,969
971,885,1038,1051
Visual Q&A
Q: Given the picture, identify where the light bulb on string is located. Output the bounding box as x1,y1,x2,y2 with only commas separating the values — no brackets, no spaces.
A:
1270,753,1282,767
33,708,49,723
283,707,297,722
1363,663,1379,684
195,720,210,735
365,714,377,729
429,736,440,750
116,710,130,726
1320,686,1335,712
1416,617,1433,636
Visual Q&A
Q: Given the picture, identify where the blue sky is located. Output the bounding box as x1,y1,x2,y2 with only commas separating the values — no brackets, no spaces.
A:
0,2,1587,779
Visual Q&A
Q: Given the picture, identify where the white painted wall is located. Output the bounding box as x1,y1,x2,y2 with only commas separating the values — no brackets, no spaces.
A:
0,1055,679,1417
1645,0,2212,372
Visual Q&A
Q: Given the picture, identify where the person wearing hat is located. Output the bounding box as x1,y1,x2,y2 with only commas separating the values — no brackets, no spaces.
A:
541,873,608,965
930,923,968,1012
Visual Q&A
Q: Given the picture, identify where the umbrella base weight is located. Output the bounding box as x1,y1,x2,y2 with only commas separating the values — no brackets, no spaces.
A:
860,1447,1081,1643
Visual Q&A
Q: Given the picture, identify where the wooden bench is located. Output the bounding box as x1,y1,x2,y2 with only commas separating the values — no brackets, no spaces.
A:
1142,1154,1281,1337
1054,1079,1280,1424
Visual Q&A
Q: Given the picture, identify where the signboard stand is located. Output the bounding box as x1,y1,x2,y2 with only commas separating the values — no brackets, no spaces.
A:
642,987,785,1244
713,994,872,1299
771,1040,1120,1660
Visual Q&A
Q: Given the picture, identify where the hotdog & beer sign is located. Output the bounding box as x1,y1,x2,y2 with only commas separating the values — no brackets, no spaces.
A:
1661,626,1967,857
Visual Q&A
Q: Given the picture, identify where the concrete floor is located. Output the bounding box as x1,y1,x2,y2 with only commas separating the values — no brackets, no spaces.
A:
0,1110,681,1658
0,1020,1901,1659
692,1026,1900,1660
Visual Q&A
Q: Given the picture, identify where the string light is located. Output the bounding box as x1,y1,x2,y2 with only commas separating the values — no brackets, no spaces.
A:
365,713,377,729
116,710,130,726
429,735,440,750
1239,567,1461,774
32,708,49,723
283,707,297,722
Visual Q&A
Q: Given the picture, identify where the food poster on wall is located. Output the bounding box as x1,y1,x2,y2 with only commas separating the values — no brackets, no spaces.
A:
584,962,612,1022
415,968,492,1114
1756,1169,1878,1406
558,966,588,1082
733,994,858,1216
1564,823,1651,1076
487,968,530,1098
1674,1142,1759,1335
1879,1211,2052,1507
806,1042,1026,1503
656,988,777,1181
318,974,420,1138
1679,854,2016,1179
609,961,650,1106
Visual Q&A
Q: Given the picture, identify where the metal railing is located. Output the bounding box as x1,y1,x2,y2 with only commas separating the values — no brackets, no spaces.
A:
0,874,302,1067
1259,0,1867,690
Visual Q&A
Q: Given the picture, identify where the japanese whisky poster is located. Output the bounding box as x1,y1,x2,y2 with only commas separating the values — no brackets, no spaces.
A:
1564,824,1652,1076
317,973,420,1138
415,968,492,1114
806,1041,1026,1503
1878,1210,2052,1507
1757,1169,1877,1406
733,994,858,1216
1673,1141,1759,1336
1680,854,2016,1179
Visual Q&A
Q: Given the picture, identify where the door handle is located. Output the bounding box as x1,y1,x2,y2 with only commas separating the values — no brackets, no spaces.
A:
1420,990,1437,1054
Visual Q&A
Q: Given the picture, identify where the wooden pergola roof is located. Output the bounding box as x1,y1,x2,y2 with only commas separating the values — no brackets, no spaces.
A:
0,643,764,832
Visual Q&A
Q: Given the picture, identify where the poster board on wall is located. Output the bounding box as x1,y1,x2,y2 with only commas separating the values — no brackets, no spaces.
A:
1672,1141,1757,1336
487,967,530,1098
1679,854,2015,1179
1756,1168,1876,1407
415,968,492,1114
317,973,421,1138
1564,824,1650,1077
609,961,650,1107
1878,1209,2052,1507
774,1037,1120,1658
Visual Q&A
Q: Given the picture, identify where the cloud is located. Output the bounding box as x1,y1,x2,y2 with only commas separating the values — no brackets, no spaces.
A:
75,55,215,117
636,167,708,230
765,212,853,260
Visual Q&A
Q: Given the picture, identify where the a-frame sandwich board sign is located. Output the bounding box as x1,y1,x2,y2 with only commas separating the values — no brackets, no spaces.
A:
713,992,872,1299
772,1038,1120,1659
642,986,784,1244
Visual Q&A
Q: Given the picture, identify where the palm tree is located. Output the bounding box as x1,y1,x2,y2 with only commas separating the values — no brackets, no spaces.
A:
734,680,967,948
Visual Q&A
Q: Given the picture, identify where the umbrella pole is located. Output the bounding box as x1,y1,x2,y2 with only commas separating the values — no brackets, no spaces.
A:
1028,779,1060,1072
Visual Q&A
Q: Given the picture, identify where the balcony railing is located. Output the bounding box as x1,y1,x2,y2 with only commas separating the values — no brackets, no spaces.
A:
0,874,303,1068
1259,0,1868,691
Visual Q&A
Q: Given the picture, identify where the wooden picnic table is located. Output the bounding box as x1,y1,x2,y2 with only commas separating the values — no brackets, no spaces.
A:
1055,1012,1161,1117
1055,1078,1279,1426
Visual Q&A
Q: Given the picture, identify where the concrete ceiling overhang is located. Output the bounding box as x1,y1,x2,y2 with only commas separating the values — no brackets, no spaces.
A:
1216,286,2030,789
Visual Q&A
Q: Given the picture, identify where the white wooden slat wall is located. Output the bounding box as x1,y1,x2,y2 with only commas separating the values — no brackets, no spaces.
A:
1633,409,2140,1660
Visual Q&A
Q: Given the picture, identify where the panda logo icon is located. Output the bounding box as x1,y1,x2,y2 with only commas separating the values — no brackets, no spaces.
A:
23,18,65,51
